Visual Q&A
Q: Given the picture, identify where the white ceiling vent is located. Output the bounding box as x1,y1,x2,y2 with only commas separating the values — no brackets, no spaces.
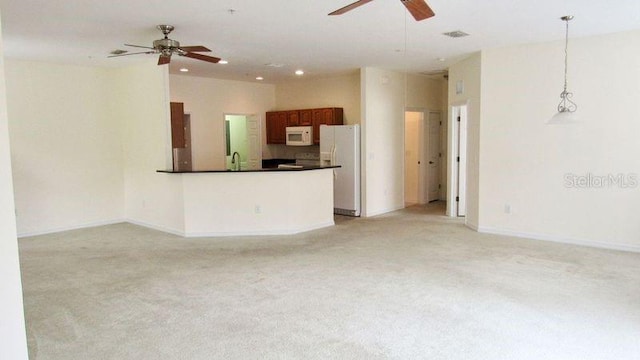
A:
443,30,470,38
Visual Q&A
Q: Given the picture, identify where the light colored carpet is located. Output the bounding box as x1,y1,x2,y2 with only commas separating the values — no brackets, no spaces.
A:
19,203,640,360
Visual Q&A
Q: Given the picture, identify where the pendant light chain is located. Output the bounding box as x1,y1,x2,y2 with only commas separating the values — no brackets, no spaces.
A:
557,15,577,114
563,18,569,94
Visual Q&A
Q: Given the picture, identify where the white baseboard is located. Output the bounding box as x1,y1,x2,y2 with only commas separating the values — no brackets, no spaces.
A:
18,218,336,239
364,205,405,218
17,218,126,238
124,219,185,237
465,221,479,231
477,226,640,253
183,221,335,237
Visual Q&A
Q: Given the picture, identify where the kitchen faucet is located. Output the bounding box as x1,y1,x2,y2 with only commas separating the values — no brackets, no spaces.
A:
231,151,241,171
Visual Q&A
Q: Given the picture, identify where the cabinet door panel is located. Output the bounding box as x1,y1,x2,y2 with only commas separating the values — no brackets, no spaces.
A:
311,109,324,144
170,102,185,148
266,111,287,144
287,111,300,126
299,110,312,126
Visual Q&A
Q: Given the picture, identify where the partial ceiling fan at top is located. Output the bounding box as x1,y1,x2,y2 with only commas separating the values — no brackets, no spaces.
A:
109,25,221,66
329,0,435,21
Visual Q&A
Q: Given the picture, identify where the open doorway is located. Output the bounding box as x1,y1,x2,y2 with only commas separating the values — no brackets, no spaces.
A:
223,113,261,170
404,110,444,210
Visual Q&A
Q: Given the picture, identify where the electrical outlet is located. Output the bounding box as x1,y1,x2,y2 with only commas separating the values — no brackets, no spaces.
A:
504,204,511,214
254,205,262,214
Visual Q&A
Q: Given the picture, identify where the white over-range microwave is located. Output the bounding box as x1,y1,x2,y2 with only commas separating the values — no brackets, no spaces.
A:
285,126,313,146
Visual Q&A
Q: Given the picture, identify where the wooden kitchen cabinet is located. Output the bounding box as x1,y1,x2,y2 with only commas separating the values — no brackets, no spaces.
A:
266,111,288,144
299,109,313,126
170,102,185,148
266,107,343,145
312,107,344,144
286,111,300,126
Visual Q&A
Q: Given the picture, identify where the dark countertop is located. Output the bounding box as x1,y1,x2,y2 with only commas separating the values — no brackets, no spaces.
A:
157,165,339,174
262,158,296,169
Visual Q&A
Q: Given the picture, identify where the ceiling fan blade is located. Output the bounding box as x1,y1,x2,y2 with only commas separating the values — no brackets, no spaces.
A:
329,0,374,15
400,0,435,21
158,55,171,65
124,44,156,50
108,51,155,58
181,52,221,64
179,46,211,52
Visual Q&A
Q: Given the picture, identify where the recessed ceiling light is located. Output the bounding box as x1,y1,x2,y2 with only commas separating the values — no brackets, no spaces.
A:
295,70,304,76
438,57,446,62
442,30,470,38
219,60,228,64
179,68,189,72
256,76,264,81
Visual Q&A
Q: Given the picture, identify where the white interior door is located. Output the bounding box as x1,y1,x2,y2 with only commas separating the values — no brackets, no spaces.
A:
457,107,467,216
447,105,467,217
427,112,441,202
246,115,261,170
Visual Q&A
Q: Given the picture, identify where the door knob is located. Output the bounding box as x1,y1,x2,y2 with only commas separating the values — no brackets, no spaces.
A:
429,161,434,164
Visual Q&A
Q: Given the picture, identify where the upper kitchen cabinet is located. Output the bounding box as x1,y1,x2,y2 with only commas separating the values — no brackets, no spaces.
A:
299,109,313,126
266,107,343,145
312,108,343,144
170,102,186,148
286,111,300,126
266,111,288,144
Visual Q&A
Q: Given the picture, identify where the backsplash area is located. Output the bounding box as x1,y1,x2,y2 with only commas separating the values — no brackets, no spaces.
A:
264,144,319,160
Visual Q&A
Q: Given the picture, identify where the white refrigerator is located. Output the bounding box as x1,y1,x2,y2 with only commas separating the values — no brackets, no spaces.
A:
320,124,361,217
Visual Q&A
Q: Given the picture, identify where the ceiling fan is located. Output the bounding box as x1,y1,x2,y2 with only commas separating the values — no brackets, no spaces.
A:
329,0,435,21
109,25,221,65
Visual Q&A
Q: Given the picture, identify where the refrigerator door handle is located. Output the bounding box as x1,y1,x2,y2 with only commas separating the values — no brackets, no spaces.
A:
331,145,337,179
331,145,337,165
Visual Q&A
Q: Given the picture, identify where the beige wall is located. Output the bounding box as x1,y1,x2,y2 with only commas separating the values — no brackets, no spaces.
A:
478,29,640,250
406,74,446,112
6,60,125,236
169,75,275,168
275,71,361,125
114,62,186,235
448,53,482,227
404,111,421,204
0,11,29,359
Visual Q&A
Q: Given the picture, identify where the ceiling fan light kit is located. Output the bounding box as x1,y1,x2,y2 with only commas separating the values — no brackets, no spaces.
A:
548,15,579,125
109,25,221,66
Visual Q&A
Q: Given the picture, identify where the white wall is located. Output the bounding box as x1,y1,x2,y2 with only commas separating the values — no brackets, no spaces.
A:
360,67,406,216
181,169,334,236
113,63,186,235
448,53,482,227
478,30,640,250
5,60,125,236
0,11,29,359
169,75,275,169
275,71,361,125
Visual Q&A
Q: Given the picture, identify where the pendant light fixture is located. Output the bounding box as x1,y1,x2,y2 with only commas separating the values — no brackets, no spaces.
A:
548,15,578,124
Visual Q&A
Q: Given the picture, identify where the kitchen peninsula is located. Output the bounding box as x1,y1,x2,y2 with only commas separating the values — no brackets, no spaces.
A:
156,166,338,237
